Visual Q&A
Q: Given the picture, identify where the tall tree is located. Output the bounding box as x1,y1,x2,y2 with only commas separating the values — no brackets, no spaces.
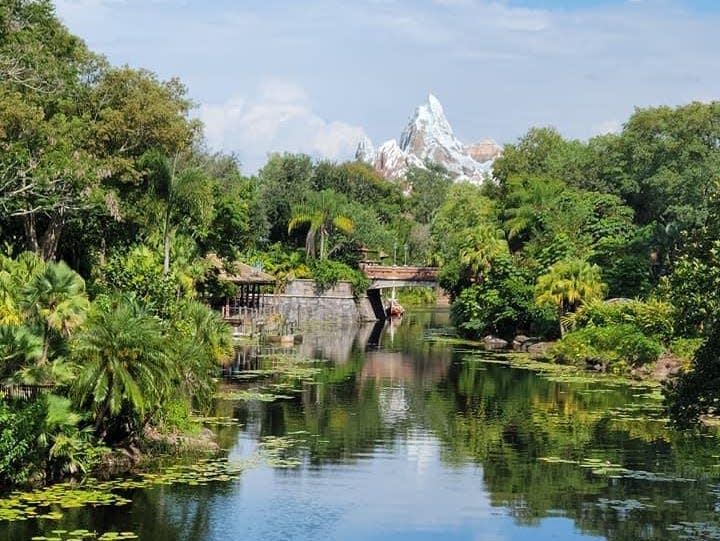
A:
140,151,214,275
288,190,354,260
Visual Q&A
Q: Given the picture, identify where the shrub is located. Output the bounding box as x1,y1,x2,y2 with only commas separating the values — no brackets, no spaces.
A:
553,324,664,372
93,246,178,318
666,318,720,427
310,259,370,297
0,397,48,486
451,257,556,339
568,298,674,343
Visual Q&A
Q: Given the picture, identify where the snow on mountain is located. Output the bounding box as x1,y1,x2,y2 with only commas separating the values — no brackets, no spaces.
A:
355,136,376,163
356,93,502,183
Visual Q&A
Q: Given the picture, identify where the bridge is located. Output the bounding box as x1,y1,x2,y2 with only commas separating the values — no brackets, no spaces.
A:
360,264,439,290
359,263,439,320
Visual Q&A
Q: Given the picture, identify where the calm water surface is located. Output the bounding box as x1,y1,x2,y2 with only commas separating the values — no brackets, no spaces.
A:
3,309,720,541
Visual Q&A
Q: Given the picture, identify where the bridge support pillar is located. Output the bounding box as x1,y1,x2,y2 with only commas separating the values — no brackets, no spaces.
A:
365,289,386,321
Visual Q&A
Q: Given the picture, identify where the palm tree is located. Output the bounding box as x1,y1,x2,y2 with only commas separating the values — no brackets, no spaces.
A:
141,151,214,276
503,176,564,240
535,258,607,336
21,260,89,364
0,325,43,382
458,225,509,281
71,296,176,439
288,190,353,259
170,299,232,409
0,251,45,325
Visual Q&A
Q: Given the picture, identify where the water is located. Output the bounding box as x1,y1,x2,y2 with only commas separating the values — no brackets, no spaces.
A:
3,309,720,541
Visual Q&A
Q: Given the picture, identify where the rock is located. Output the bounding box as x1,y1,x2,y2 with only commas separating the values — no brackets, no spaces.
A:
527,341,555,357
464,139,503,163
512,335,542,351
483,335,508,350
355,93,501,184
512,335,529,351
652,354,683,381
586,358,607,372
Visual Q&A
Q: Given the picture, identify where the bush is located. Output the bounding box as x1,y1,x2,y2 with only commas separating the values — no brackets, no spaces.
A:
553,324,664,372
568,298,674,343
92,245,178,318
451,257,556,339
666,319,720,427
310,259,370,297
0,397,48,486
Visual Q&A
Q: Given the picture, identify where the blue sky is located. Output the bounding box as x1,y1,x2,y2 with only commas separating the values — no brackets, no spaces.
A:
53,0,720,174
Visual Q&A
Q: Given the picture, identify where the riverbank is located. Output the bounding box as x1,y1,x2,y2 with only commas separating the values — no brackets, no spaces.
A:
427,333,683,388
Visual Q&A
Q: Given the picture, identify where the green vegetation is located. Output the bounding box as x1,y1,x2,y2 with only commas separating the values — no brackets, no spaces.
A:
429,111,720,426
1,0,719,492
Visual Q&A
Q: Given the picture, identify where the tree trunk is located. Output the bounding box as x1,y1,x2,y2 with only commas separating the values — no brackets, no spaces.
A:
39,209,65,262
23,212,39,254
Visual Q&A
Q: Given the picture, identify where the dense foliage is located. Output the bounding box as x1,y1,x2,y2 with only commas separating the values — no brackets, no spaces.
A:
1,0,719,486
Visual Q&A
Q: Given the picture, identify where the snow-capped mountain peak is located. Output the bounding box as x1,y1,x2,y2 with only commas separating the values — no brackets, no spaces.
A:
356,93,501,183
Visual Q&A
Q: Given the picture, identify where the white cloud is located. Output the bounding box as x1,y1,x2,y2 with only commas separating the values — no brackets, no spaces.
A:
55,0,720,158
198,81,367,174
592,119,623,136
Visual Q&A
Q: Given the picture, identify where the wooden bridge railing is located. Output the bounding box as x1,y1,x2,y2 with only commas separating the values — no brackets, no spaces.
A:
359,264,439,282
0,384,53,401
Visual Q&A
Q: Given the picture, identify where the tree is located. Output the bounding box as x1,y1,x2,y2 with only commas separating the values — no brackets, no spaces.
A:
0,253,88,384
666,317,720,428
71,296,176,441
458,225,509,282
139,151,214,276
258,153,314,244
535,258,607,336
502,175,566,242
492,127,589,190
405,164,453,224
288,190,354,260
21,259,89,365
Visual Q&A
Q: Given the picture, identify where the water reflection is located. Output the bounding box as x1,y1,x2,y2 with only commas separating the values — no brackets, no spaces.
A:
4,309,720,541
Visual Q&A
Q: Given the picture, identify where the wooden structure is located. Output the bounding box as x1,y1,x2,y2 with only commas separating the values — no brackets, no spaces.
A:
207,255,276,321
359,263,439,320
359,263,439,287
0,384,53,401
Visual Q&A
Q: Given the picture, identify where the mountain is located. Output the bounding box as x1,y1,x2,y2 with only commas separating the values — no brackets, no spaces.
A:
355,93,502,183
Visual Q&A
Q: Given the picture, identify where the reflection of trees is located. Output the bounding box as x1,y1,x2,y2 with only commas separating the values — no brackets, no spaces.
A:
217,309,720,541
1,482,224,541
420,358,720,540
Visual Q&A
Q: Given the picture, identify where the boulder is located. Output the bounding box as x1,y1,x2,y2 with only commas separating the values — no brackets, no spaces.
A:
512,335,542,351
527,341,555,357
483,335,508,350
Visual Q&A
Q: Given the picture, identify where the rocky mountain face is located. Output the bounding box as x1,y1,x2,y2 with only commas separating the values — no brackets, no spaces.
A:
355,94,502,183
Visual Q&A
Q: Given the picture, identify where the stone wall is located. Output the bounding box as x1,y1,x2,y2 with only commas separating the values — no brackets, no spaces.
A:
265,279,377,324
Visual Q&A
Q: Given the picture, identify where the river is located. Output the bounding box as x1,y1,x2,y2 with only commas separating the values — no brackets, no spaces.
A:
3,309,720,541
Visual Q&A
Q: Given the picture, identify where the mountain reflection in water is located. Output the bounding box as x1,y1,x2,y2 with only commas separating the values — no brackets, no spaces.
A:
3,309,720,541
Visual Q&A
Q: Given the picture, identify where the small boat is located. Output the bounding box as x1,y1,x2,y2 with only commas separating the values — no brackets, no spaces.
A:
386,298,404,318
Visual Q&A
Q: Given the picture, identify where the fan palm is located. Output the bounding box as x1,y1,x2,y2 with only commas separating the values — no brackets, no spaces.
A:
21,260,89,363
288,190,353,260
535,258,607,336
0,251,46,325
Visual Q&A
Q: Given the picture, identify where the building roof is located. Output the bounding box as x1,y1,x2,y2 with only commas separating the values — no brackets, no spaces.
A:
207,254,276,285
